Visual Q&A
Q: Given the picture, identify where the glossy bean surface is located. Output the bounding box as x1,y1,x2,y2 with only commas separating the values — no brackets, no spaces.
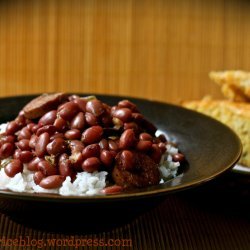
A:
16,139,30,151
82,144,100,160
119,129,136,149
65,129,81,140
58,102,79,121
37,160,58,176
18,151,33,163
82,157,101,173
81,126,103,145
35,132,50,157
39,175,65,189
100,150,114,167
46,138,66,155
113,108,132,122
33,171,45,185
4,159,23,177
0,143,15,159
86,99,105,116
102,185,123,194
27,157,41,171
120,150,134,170
39,110,57,126
70,112,85,130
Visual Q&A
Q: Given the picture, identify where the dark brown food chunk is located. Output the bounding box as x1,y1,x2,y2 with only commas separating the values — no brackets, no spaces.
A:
112,152,160,189
23,93,68,119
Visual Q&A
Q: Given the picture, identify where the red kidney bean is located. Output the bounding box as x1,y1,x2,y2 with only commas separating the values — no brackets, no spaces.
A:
64,129,81,140
0,135,15,147
31,124,41,134
39,175,65,189
73,98,87,112
36,125,57,136
57,102,67,111
5,121,20,135
4,159,23,177
85,112,98,126
16,139,30,151
100,150,114,167
58,101,79,121
15,115,25,126
150,144,162,164
82,157,101,173
136,140,152,152
37,160,57,176
69,151,84,170
158,142,166,154
113,108,132,122
13,149,21,159
108,140,119,151
131,112,144,123
54,117,68,132
15,115,31,127
70,112,85,130
86,99,105,117
29,134,38,149
69,140,85,153
27,157,41,171
118,100,138,112
35,132,50,157
139,132,153,141
82,144,100,160
18,151,33,163
33,171,45,185
50,133,64,140
17,127,31,140
172,153,185,162
38,110,57,126
26,123,36,132
81,126,103,145
119,129,136,149
46,138,66,155
0,143,15,159
99,139,109,150
101,185,123,194
123,122,139,131
59,154,74,178
119,150,134,171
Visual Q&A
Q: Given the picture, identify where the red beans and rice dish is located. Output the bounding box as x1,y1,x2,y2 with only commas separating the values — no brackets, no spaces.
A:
0,93,185,195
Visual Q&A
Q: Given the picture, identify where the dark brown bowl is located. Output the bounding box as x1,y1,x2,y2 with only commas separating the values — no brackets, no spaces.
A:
0,94,242,232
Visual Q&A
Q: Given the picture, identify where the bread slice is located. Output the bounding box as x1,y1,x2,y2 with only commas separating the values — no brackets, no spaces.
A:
183,98,250,167
209,70,250,102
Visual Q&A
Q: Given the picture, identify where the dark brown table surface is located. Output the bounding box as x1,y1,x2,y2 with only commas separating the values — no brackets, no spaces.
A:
0,171,249,250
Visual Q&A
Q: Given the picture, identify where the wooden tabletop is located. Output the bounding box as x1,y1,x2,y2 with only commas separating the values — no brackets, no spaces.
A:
0,171,248,250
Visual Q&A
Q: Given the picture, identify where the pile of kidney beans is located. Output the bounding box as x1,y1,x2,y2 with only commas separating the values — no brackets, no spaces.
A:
0,95,179,190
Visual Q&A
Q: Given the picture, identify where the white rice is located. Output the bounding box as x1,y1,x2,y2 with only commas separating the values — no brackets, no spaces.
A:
0,164,107,196
0,123,181,196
